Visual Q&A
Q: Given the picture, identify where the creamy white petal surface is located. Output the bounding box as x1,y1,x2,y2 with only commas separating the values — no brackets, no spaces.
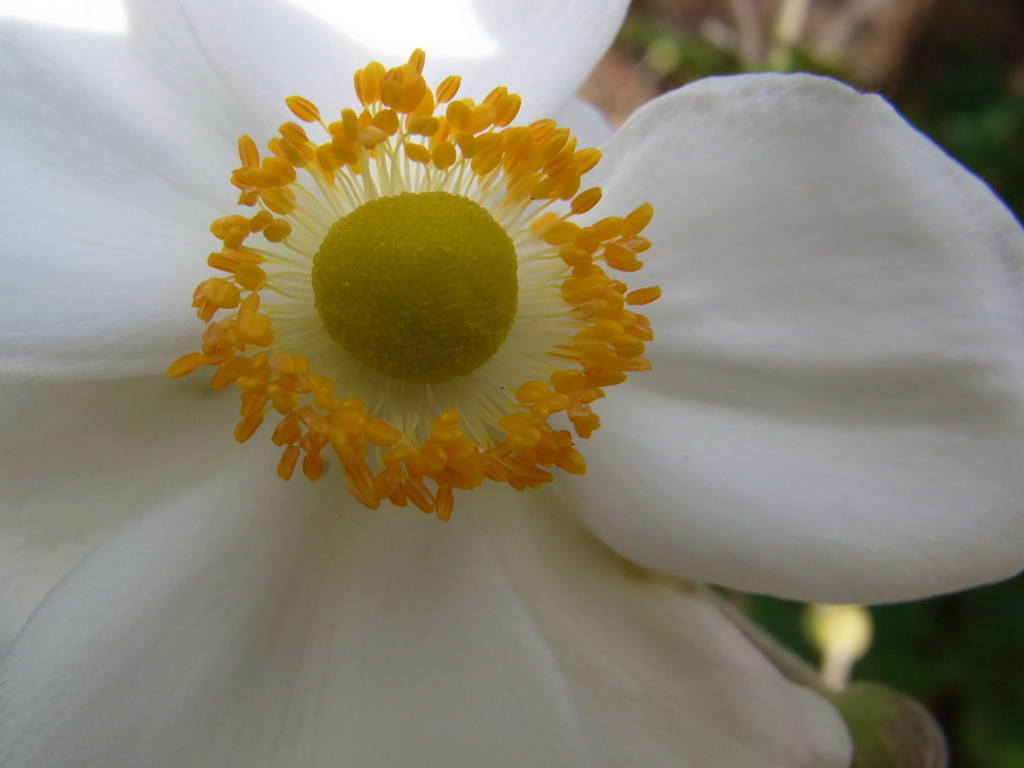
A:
142,0,629,128
0,0,627,381
0,25,224,380
553,95,615,148
0,470,850,768
566,74,1024,604
0,375,240,653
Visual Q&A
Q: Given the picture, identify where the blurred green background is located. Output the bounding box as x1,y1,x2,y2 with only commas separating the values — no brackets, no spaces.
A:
591,1,1024,765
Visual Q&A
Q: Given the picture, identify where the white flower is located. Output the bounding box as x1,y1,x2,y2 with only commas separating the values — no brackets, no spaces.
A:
1,1,1023,766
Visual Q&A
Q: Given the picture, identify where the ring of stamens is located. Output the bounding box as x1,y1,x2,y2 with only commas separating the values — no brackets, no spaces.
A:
169,49,660,521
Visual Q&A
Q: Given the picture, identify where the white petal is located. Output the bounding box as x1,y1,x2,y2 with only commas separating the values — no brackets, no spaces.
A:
128,0,629,126
479,490,852,768
0,374,240,653
567,73,1024,603
0,470,591,768
0,466,850,768
554,96,615,148
0,23,233,381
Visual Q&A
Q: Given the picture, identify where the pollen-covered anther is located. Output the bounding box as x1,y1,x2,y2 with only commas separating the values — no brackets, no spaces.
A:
170,49,659,520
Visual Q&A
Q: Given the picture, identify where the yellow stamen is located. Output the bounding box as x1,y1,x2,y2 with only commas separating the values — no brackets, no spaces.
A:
169,51,659,520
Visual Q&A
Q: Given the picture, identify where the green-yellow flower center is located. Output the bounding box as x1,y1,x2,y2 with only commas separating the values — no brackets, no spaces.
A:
311,191,518,384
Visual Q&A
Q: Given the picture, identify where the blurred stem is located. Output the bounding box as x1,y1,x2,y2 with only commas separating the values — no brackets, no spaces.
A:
769,0,811,69
726,0,765,66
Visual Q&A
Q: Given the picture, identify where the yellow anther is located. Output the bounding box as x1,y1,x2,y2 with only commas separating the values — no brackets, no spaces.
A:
408,48,426,73
380,77,402,110
531,393,571,418
405,478,435,513
603,242,643,272
411,87,435,118
515,380,550,404
469,103,496,133
285,95,321,123
474,133,502,155
238,135,260,168
454,130,476,158
557,245,591,267
571,187,603,215
574,148,602,173
540,127,570,160
419,442,448,474
483,85,507,106
586,370,627,387
530,212,560,232
397,73,427,113
408,115,440,136
435,485,455,522
506,427,542,453
622,202,655,236
494,93,522,127
357,125,387,149
330,138,358,165
435,74,461,102
404,142,432,164
530,175,558,200
609,333,645,358
365,419,402,447
234,412,265,442
432,141,457,169
529,118,556,141
277,445,300,480
279,121,308,147
592,216,624,241
249,210,273,232
210,215,250,243
432,410,461,428
626,286,661,305
502,126,534,156
167,352,204,379
302,453,324,482
356,61,386,105
194,277,240,309
572,228,601,254
263,218,292,243
555,448,587,475
550,369,587,392
372,108,400,136
553,167,581,200
541,221,580,245
340,108,360,142
319,143,348,174
446,100,472,131
429,425,463,444
235,262,267,291
260,186,296,215
274,137,306,166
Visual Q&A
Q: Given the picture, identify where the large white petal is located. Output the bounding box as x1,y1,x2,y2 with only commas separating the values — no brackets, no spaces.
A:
0,374,240,653
0,464,849,767
0,23,230,381
480,490,851,768
0,467,589,768
566,73,1024,604
129,0,629,128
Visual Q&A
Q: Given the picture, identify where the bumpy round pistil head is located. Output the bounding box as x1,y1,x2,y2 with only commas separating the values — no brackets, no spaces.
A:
312,191,518,383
